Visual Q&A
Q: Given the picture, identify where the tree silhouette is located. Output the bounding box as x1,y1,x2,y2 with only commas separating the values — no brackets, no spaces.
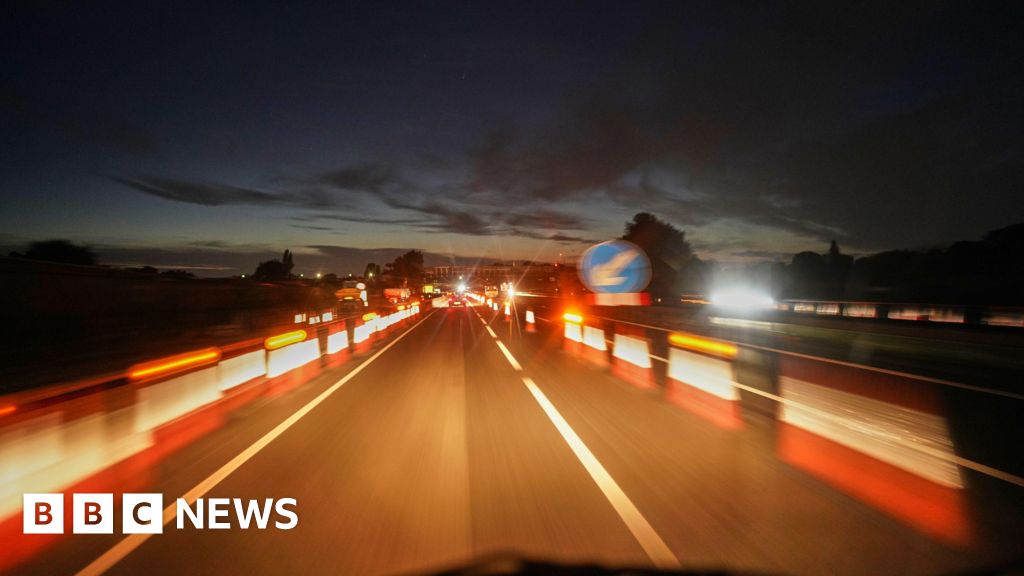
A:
621,213,694,298
24,240,97,266
252,249,295,280
282,250,294,276
363,262,381,279
385,251,424,285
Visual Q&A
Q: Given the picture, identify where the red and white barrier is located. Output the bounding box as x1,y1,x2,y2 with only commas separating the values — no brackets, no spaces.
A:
564,318,583,343
665,346,741,429
776,355,969,545
581,325,608,367
843,304,877,318
326,323,349,355
587,292,650,306
218,350,266,391
134,366,220,432
611,332,654,389
266,339,320,378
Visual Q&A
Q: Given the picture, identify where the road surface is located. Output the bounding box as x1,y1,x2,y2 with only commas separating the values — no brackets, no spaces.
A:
9,305,1021,575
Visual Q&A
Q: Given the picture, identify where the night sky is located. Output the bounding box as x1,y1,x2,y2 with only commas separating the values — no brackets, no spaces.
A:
2,1,1022,276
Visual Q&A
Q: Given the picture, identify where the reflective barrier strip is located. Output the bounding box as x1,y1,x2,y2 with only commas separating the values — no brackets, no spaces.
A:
776,355,969,545
843,304,877,318
353,322,372,343
564,321,583,342
134,366,220,432
925,307,965,323
665,347,742,429
888,306,927,321
583,325,606,350
525,309,536,332
611,333,654,389
579,325,608,366
266,339,320,378
815,303,839,315
588,292,651,306
217,350,267,391
327,329,349,354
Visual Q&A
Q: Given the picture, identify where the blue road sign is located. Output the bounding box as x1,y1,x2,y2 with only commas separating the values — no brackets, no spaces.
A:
578,240,651,293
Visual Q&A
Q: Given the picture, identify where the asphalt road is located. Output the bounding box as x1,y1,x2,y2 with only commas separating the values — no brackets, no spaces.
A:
11,305,1020,575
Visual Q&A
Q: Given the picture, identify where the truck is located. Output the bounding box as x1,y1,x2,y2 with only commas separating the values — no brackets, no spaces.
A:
335,280,368,307
384,287,411,303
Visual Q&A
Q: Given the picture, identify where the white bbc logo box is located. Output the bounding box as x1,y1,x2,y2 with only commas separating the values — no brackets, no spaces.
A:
23,493,163,534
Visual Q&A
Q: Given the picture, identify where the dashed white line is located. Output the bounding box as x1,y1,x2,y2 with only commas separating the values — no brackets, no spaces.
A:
481,310,680,569
522,379,679,568
494,340,523,371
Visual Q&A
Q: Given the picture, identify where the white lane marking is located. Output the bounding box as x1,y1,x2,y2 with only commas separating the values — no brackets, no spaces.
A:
494,340,522,371
480,317,679,568
76,310,438,576
485,325,498,338
521,377,680,569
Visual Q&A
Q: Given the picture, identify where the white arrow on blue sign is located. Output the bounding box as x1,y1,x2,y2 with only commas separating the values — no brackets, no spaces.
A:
578,240,652,294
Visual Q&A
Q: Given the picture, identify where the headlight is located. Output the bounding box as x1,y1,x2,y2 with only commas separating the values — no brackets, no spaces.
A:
709,289,775,310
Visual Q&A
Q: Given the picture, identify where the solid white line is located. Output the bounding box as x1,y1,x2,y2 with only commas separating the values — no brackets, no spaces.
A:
521,377,680,569
76,310,438,576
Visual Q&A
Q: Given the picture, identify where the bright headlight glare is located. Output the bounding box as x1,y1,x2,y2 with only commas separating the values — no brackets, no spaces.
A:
709,289,774,310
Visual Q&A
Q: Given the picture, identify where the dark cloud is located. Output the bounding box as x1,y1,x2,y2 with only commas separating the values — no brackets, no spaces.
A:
463,3,1024,250
113,177,290,207
318,164,397,194
57,2,1020,263
503,210,588,230
513,230,595,244
305,245,481,270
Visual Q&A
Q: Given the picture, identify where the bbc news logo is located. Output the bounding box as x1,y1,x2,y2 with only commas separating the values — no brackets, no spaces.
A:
23,494,298,534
